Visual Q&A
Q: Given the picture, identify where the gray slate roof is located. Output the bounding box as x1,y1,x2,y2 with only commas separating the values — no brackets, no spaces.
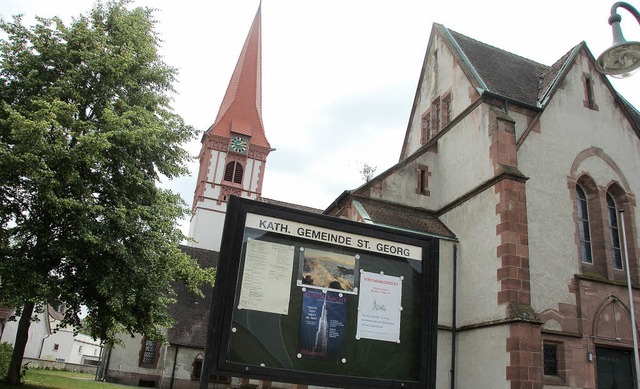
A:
166,245,218,348
446,28,548,107
351,196,456,240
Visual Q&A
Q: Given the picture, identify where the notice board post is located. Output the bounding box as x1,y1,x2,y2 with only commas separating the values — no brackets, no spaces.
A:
200,196,439,388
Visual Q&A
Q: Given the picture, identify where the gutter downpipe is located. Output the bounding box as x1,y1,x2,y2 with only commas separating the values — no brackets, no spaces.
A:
169,345,179,389
619,210,640,389
450,244,458,389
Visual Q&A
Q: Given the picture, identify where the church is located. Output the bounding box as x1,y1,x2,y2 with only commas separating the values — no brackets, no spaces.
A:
102,3,640,389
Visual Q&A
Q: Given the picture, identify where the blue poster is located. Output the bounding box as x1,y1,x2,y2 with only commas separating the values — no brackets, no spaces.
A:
299,289,348,360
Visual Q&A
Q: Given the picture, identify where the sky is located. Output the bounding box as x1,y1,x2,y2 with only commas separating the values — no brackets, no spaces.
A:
2,1,639,236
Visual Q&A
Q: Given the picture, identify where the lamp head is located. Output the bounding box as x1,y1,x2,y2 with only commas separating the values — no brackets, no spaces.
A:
596,14,640,78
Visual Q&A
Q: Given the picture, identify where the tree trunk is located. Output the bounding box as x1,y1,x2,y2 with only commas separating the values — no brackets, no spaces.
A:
7,301,35,384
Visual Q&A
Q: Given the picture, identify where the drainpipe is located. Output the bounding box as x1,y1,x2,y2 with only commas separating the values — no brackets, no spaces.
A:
38,333,51,359
169,346,179,389
619,210,640,389
450,244,458,389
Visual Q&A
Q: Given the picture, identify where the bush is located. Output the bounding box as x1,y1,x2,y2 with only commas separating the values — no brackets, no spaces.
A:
0,342,13,379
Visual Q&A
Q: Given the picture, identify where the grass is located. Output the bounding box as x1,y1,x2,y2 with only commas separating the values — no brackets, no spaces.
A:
0,369,132,388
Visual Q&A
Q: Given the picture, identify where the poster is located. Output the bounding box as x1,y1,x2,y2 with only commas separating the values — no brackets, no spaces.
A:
238,239,295,314
356,271,403,343
297,248,358,294
299,289,348,359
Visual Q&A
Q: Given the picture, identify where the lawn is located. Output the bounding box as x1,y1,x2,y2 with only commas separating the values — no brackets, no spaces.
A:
0,369,132,388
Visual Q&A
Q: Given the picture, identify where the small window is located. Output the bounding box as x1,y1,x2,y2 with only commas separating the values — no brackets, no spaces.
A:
607,193,622,270
142,340,156,364
583,74,598,110
443,95,452,126
543,344,558,376
78,346,83,354
421,113,431,144
192,355,203,381
223,161,243,184
53,344,59,351
417,166,430,196
576,185,593,264
433,98,441,132
139,338,160,368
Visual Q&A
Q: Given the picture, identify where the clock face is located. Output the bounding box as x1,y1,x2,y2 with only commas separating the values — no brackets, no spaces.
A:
229,136,249,154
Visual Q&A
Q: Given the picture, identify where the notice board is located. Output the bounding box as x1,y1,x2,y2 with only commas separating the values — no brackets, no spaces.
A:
202,196,439,389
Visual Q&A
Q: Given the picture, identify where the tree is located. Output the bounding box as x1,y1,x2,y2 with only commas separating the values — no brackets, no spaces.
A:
0,1,214,383
359,162,377,183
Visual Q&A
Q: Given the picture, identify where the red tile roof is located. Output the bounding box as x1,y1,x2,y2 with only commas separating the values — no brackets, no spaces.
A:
206,5,270,150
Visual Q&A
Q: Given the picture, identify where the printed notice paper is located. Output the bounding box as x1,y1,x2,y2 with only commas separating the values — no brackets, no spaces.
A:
238,239,295,315
356,271,403,343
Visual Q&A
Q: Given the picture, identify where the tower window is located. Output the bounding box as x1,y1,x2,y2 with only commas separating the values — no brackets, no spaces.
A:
224,162,243,184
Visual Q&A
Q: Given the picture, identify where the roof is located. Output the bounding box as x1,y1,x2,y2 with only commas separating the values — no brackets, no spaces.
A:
206,5,270,149
0,307,13,321
443,25,548,107
260,197,323,214
166,245,219,348
350,196,456,240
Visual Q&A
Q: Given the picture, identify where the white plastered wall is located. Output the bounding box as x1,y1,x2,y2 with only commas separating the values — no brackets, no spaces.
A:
455,325,510,389
440,190,502,325
405,32,477,159
519,52,640,316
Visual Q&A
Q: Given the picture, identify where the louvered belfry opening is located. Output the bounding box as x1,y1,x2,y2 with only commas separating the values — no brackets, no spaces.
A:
224,162,243,184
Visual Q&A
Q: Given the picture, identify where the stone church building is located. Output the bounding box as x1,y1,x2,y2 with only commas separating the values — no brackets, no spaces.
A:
102,4,640,389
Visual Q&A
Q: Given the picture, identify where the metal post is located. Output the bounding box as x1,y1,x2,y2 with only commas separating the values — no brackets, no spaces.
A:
619,209,640,388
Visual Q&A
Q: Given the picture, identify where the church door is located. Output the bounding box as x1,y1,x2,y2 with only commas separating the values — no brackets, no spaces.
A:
596,347,635,389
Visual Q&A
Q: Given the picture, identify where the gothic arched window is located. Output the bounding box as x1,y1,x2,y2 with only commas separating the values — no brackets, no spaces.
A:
607,193,623,270
576,184,592,264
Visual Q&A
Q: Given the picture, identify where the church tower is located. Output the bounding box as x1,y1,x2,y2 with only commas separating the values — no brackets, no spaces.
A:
189,5,271,251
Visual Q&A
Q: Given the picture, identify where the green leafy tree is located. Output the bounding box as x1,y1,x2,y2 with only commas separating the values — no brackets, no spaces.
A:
0,1,214,384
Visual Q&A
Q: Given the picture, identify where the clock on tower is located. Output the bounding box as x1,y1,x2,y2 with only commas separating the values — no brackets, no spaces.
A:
229,135,249,154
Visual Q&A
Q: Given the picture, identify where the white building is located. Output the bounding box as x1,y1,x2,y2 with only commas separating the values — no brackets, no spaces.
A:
1,303,101,365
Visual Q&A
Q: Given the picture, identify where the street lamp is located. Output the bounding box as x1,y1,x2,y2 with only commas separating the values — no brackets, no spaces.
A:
596,2,640,78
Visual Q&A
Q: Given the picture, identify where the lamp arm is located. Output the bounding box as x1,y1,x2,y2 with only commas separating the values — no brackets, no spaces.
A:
610,2,640,25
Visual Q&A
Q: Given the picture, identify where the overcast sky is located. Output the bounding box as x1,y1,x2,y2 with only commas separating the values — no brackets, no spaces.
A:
2,1,639,235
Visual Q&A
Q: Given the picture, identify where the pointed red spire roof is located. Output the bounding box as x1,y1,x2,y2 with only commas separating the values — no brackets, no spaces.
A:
207,4,270,149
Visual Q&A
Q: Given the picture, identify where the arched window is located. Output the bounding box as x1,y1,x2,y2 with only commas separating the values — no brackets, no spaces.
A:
223,161,243,184
607,193,622,270
192,354,203,381
576,185,592,264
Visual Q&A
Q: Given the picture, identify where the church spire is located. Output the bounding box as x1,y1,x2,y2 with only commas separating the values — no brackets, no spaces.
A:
207,4,269,149
188,3,272,252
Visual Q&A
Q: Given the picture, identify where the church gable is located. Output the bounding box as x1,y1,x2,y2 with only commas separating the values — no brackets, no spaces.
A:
400,25,479,160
